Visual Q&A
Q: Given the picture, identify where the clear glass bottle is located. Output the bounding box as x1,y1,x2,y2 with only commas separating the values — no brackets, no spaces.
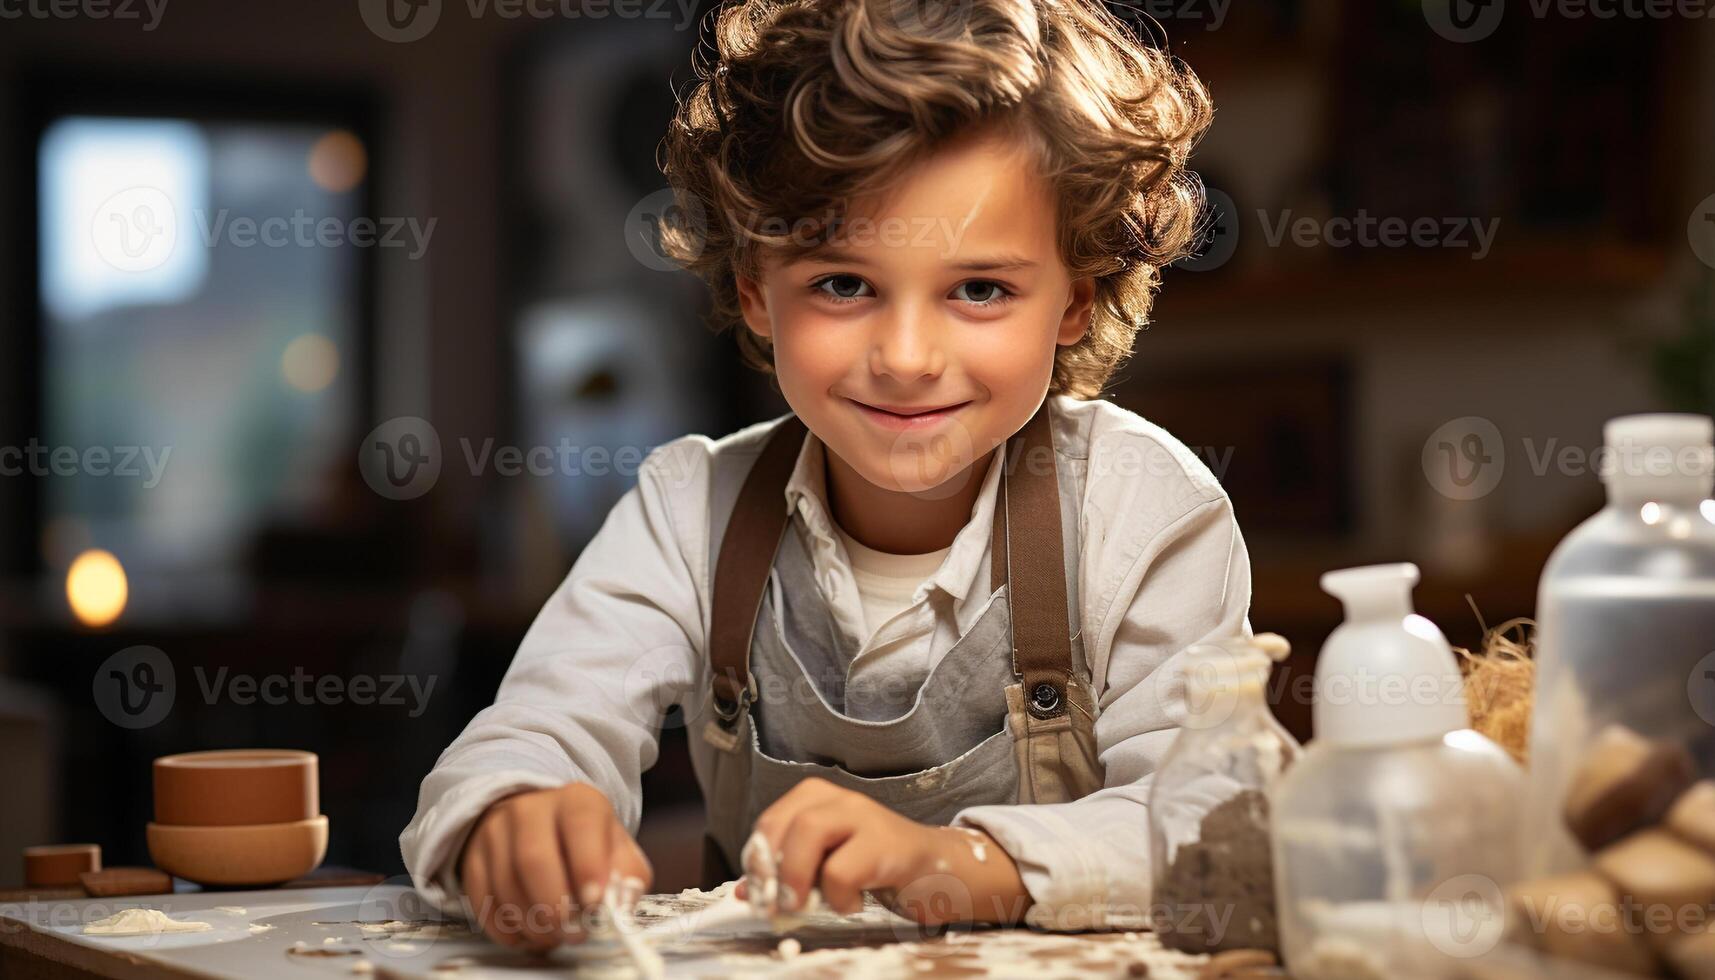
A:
1524,414,1715,877
1149,633,1300,954
1272,564,1524,980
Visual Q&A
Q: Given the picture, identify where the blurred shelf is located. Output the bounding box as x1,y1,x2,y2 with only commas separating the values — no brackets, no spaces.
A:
1156,241,1671,320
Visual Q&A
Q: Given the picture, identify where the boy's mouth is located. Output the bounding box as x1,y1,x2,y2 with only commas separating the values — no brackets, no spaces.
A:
846,397,972,431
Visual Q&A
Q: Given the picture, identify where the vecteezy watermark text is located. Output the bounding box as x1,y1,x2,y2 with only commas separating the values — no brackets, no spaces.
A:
93,646,437,729
358,0,700,42
0,440,171,488
1258,210,1500,260
0,0,167,29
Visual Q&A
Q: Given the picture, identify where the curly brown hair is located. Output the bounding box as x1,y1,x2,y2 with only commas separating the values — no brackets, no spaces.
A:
657,0,1212,399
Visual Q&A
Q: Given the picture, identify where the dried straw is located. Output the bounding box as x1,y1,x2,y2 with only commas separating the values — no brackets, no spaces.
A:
1454,606,1537,767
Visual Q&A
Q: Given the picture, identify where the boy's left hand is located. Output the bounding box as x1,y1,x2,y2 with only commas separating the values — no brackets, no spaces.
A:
736,776,1029,924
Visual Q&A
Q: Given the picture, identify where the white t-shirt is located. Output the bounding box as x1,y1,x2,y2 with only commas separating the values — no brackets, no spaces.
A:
831,523,951,642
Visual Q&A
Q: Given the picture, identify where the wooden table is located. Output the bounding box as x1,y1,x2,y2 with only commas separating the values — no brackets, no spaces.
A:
0,883,1231,979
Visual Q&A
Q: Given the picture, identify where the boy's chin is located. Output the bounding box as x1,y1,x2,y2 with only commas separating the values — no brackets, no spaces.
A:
856,449,989,502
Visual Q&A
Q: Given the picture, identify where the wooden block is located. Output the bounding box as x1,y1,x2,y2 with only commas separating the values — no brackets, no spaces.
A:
1668,781,1715,856
78,867,173,897
1505,871,1658,974
22,844,100,888
1563,725,1695,851
1594,829,1715,920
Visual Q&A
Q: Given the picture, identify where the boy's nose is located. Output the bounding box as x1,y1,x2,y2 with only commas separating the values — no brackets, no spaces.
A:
869,306,944,382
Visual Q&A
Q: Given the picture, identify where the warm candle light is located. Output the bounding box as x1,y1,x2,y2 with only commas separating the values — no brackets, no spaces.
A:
66,549,128,628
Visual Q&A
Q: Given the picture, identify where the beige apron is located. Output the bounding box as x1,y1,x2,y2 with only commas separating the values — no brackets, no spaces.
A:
695,402,1104,887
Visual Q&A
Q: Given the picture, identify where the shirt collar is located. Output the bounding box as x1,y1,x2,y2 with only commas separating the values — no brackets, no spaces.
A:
782,426,1004,603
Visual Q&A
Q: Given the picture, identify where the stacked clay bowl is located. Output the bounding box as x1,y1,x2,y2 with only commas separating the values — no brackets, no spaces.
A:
147,749,327,886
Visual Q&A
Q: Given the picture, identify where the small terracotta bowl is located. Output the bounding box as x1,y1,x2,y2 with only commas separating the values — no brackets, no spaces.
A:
146,816,328,886
153,749,318,827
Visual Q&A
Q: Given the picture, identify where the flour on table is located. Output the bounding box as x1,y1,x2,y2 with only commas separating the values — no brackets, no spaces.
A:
213,906,248,916
577,883,1212,979
82,909,212,936
248,923,275,934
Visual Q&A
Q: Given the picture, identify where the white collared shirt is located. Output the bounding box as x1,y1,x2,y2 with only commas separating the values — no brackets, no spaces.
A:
400,395,1254,918
829,521,951,647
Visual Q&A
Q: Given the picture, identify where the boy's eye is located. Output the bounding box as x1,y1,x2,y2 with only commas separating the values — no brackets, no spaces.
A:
812,274,873,302
808,275,1015,308
952,280,1013,307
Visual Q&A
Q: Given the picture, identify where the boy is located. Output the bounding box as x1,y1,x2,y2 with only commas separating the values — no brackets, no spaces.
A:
401,0,1248,948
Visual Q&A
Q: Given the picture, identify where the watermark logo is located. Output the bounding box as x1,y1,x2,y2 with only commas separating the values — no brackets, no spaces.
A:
1690,193,1715,271
621,645,701,730
884,415,985,501
1174,188,1240,273
92,186,178,273
359,417,443,501
359,0,442,41
887,871,975,944
626,188,708,272
356,875,466,955
1422,874,1506,958
1689,650,1715,727
1162,642,1248,731
1424,0,1505,41
875,0,974,36
93,645,176,730
1423,416,1505,500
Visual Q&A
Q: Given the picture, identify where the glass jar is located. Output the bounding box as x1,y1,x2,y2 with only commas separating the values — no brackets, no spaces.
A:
1524,414,1715,877
1149,633,1300,954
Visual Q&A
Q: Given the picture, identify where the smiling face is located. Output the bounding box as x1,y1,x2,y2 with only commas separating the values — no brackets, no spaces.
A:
736,125,1095,499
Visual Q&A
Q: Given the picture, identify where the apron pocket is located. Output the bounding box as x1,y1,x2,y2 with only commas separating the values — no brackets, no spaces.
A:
745,722,1019,830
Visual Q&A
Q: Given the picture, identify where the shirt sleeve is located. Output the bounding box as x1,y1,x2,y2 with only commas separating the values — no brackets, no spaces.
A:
951,491,1253,926
397,443,706,916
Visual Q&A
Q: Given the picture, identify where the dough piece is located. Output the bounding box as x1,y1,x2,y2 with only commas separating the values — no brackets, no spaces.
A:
1594,829,1715,920
1668,781,1715,856
1504,871,1657,974
83,908,213,936
1562,725,1694,851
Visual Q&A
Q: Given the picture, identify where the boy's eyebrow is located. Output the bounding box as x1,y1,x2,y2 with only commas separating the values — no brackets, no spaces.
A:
799,247,1039,272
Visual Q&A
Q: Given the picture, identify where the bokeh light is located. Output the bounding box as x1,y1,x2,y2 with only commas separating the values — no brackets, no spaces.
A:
66,549,128,628
307,130,366,193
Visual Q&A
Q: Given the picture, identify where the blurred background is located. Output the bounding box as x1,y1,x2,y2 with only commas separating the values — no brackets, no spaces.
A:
0,0,1711,891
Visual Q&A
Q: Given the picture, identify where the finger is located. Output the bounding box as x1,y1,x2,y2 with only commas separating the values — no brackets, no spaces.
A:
749,777,835,854
512,818,575,949
559,796,614,931
609,821,654,903
818,840,880,915
777,804,854,914
460,835,496,938
486,832,532,947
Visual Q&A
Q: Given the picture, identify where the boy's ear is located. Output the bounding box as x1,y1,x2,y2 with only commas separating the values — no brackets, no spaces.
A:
735,274,773,340
1056,277,1096,347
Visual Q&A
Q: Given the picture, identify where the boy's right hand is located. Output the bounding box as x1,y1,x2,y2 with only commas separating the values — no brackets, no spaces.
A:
457,782,653,950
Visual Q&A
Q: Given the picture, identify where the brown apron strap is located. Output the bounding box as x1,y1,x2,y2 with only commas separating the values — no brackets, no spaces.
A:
708,414,808,715
707,401,1072,722
998,405,1075,719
